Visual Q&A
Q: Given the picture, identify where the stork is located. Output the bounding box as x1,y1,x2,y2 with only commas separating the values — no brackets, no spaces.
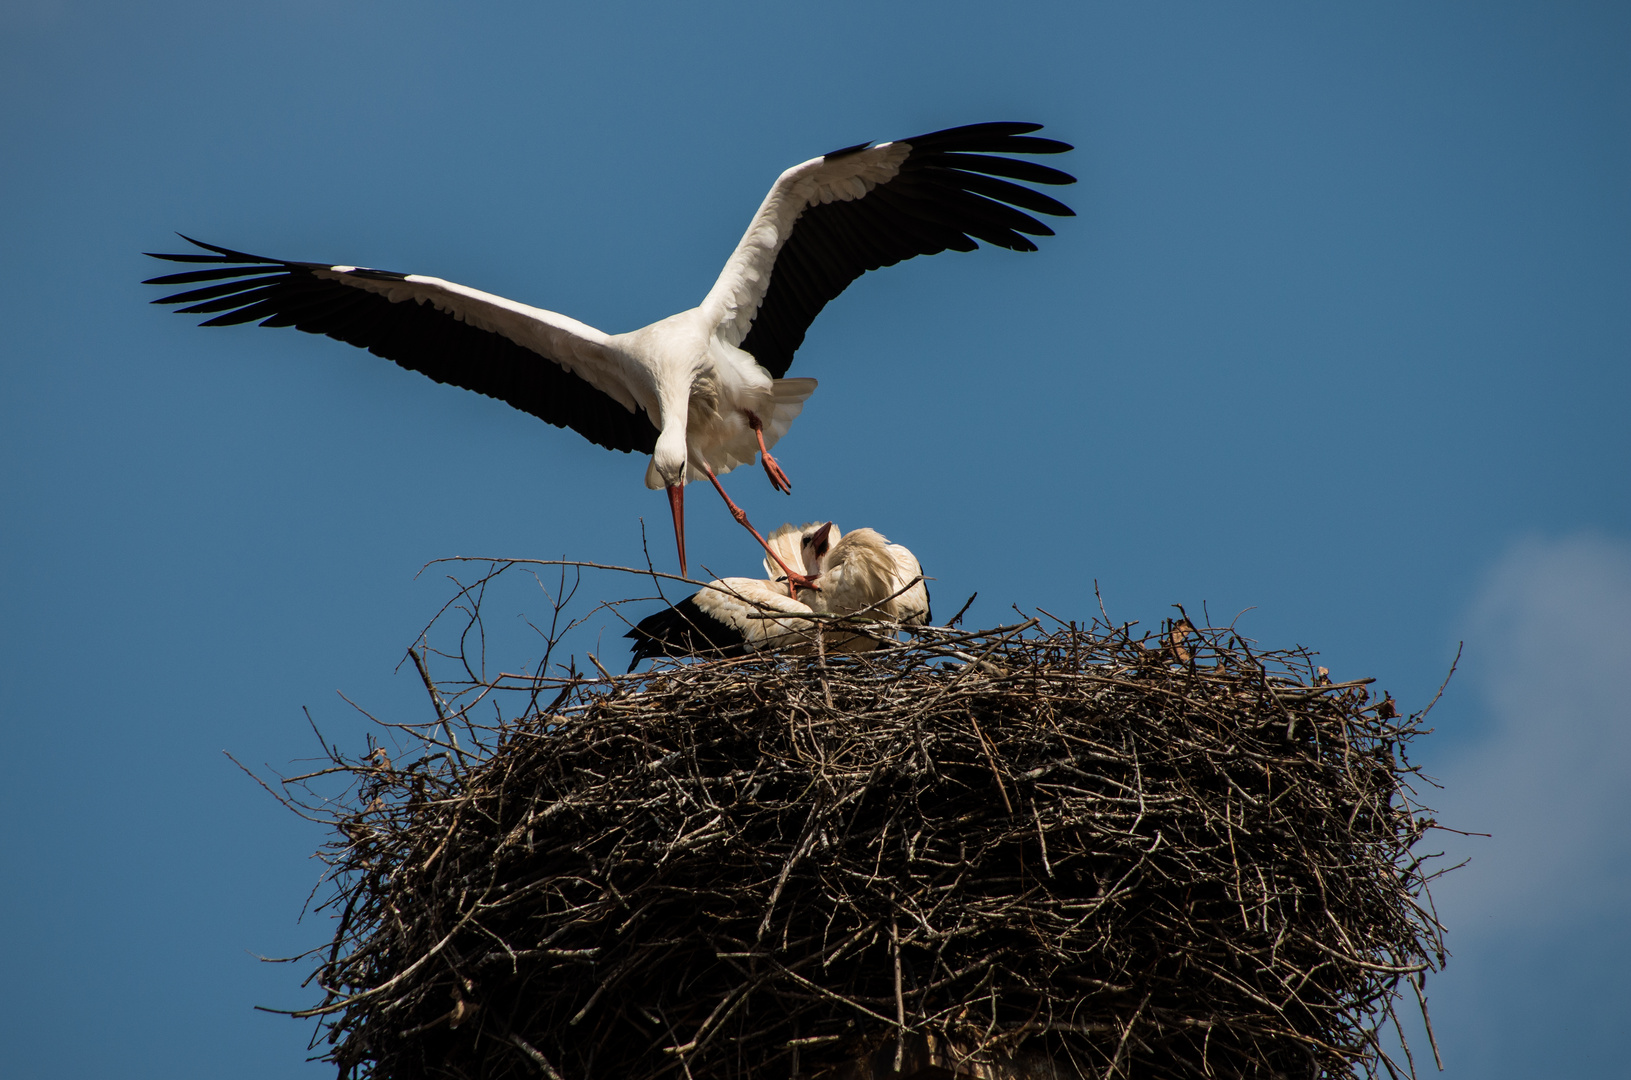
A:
626,522,930,668
810,526,931,630
144,123,1074,588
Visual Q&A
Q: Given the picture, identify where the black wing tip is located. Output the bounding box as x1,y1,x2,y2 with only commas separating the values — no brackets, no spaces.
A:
144,234,283,267
143,268,252,286
144,252,236,265
625,599,684,656
926,121,1046,138
835,123,1072,160
823,139,875,160
903,121,1066,146
625,619,670,669
346,267,410,282
176,233,276,261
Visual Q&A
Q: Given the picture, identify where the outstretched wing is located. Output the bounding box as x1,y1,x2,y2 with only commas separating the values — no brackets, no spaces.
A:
701,122,1076,378
144,237,656,455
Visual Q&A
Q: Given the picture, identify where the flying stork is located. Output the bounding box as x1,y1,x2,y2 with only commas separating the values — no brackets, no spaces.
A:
144,123,1074,588
626,522,930,668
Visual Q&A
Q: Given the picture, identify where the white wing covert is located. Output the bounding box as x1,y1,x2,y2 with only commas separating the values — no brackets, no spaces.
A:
702,143,910,349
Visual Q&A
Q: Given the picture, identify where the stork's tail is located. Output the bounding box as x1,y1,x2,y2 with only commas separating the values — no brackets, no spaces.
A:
762,378,817,449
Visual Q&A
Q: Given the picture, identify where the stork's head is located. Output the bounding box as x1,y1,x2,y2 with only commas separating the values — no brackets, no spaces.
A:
800,521,837,575
650,428,688,489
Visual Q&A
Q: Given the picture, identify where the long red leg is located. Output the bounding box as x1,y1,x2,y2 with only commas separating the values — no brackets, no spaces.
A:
703,466,818,593
747,412,791,494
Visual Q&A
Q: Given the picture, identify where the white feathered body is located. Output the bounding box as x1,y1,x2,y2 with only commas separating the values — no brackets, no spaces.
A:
628,523,929,666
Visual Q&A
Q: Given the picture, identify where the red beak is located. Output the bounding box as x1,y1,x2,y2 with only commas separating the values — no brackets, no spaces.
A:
666,483,687,577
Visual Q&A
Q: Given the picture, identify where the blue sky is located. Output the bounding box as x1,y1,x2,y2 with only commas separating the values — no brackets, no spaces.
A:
1,2,1627,1077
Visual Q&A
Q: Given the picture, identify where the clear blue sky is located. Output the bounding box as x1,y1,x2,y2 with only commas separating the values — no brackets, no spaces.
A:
2,2,1627,1077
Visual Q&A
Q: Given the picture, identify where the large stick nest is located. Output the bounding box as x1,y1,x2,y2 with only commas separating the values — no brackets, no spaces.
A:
275,572,1447,1080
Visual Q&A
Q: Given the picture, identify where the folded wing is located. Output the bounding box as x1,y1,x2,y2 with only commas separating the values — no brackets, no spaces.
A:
625,578,816,669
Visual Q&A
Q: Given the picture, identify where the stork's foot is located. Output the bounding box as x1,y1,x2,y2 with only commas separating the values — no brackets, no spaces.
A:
761,451,792,495
763,544,820,595
780,569,820,595
747,411,792,494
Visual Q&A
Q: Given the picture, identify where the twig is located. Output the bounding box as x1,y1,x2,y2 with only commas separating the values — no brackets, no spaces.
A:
511,1034,568,1080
